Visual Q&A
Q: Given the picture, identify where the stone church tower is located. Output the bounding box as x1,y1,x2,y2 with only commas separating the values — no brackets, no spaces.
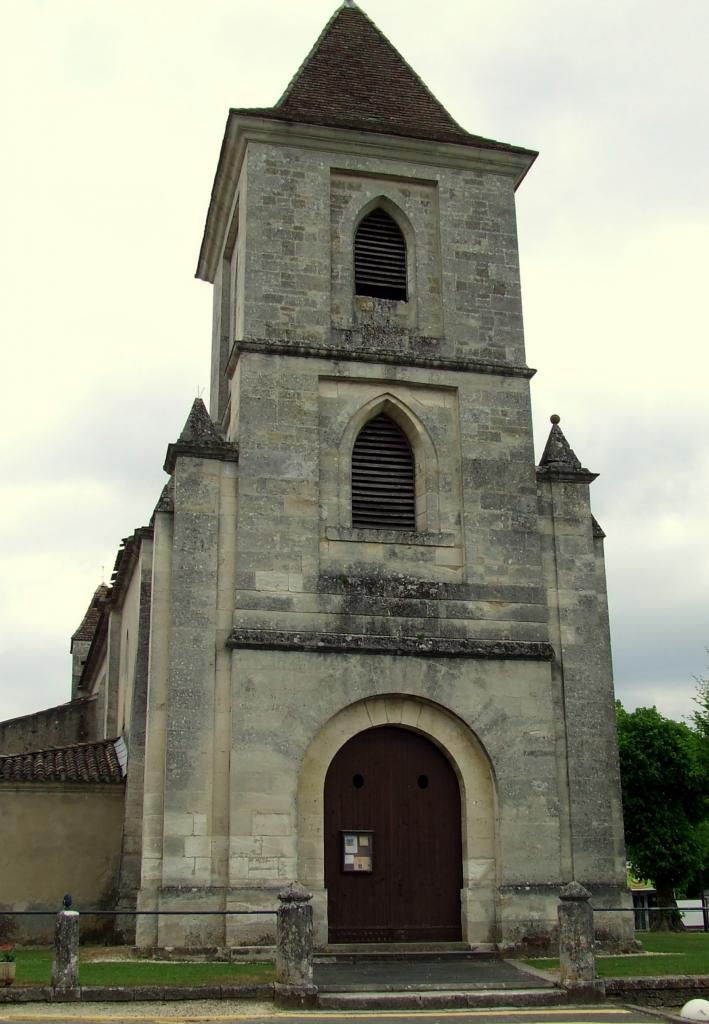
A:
0,2,632,951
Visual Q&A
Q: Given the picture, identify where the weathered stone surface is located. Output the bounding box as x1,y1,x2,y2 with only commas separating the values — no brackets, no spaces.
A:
274,982,318,1008
228,628,553,660
0,698,99,756
80,986,137,1001
231,337,536,379
276,884,315,992
279,881,312,904
163,399,239,474
51,910,80,993
0,987,53,1003
560,980,606,1003
605,976,709,1008
560,881,592,901
558,883,596,986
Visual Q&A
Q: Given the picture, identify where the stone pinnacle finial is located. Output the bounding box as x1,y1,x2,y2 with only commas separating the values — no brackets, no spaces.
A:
539,414,582,471
279,881,313,903
163,397,238,474
559,880,592,901
178,398,220,444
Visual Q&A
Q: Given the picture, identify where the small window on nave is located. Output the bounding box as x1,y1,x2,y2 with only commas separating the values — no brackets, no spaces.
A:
354,208,407,302
351,414,416,531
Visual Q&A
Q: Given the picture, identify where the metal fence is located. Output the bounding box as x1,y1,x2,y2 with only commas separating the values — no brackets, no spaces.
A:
595,900,709,932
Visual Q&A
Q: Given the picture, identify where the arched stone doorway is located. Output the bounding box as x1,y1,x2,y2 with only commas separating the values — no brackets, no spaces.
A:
296,695,498,948
324,725,462,942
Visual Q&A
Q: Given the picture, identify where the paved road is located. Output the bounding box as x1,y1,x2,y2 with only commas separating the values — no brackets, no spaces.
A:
0,1005,669,1023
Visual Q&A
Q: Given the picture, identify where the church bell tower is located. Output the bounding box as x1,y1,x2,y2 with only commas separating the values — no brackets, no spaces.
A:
135,2,632,951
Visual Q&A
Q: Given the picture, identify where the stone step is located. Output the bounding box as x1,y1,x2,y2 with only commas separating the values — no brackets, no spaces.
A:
317,941,497,961
318,982,551,992
316,987,568,1010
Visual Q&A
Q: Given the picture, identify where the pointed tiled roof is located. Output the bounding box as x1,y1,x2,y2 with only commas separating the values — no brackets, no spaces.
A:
537,415,597,482
0,738,125,785
109,526,153,603
71,583,110,646
233,3,535,155
197,4,537,283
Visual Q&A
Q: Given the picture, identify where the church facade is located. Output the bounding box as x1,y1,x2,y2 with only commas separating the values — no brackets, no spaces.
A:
0,3,633,951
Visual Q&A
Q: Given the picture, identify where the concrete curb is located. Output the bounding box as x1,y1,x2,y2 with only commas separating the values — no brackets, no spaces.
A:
0,983,274,1004
316,988,569,1010
1,974,707,1009
623,1004,685,1024
605,975,709,1007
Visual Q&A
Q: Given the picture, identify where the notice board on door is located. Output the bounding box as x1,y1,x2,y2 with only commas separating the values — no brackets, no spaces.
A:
341,830,373,872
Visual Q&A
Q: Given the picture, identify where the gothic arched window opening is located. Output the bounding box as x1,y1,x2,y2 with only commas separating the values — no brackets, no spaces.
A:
351,414,416,530
354,208,407,301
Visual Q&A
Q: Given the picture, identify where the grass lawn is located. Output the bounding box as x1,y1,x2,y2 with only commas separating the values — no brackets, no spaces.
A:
12,950,275,988
526,931,709,977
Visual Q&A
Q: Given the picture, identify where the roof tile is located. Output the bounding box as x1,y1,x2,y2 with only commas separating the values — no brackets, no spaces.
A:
235,4,534,155
0,739,125,785
71,584,110,644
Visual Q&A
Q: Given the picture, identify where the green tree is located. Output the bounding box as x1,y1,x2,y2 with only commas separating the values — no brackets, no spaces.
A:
680,819,709,899
616,702,709,929
692,657,709,745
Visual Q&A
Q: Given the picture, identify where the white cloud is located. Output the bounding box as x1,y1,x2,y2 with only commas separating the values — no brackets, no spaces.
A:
1,0,707,726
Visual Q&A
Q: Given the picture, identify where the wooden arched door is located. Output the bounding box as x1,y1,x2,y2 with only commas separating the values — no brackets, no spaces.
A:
324,725,462,942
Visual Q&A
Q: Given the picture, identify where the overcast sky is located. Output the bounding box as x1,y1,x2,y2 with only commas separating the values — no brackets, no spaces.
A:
1,0,708,727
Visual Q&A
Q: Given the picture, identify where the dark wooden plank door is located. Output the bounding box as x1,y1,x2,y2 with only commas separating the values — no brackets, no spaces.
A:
324,725,462,942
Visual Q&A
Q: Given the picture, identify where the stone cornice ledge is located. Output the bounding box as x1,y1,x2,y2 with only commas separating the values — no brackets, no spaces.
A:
536,465,598,484
227,338,536,380
227,628,553,660
197,115,536,283
164,438,239,474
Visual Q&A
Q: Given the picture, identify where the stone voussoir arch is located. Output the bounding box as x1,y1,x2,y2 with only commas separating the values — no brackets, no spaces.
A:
352,194,416,257
347,194,418,327
296,693,499,945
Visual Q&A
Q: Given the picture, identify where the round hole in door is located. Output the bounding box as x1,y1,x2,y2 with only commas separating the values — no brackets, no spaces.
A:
353,773,364,788
417,774,429,789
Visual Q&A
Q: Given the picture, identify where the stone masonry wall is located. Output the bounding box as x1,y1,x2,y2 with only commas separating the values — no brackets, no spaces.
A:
230,351,547,645
233,141,527,367
115,539,153,937
0,698,99,756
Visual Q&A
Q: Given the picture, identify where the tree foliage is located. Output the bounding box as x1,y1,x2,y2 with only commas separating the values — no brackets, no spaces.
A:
616,702,709,928
692,658,709,746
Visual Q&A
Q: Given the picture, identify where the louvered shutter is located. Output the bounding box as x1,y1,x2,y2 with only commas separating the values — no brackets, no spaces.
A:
351,414,416,530
354,209,407,301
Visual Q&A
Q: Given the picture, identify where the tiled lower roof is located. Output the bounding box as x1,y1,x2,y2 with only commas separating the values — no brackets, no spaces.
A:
0,738,125,785
71,584,110,644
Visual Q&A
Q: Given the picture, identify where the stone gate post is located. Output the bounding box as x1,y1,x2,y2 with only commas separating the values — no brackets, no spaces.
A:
274,882,317,1007
51,894,80,997
558,881,604,1001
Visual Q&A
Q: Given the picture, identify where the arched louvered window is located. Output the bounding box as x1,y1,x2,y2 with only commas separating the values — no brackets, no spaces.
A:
351,414,416,531
354,208,407,302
